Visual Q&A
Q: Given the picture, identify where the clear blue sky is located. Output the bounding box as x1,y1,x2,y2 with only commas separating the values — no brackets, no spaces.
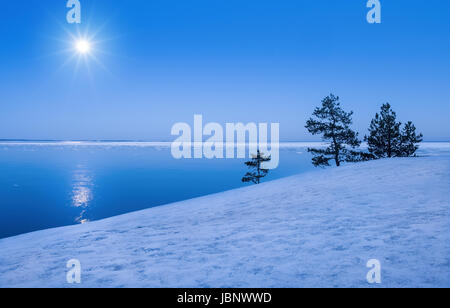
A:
1,0,449,141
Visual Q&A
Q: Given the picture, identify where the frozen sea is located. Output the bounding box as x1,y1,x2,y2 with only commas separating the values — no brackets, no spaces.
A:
0,141,320,239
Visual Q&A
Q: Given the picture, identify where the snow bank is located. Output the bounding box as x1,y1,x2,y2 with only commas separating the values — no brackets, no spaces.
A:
0,157,449,288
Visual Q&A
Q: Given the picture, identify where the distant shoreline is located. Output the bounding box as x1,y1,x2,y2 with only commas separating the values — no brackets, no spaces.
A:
1,141,450,148
1,139,450,143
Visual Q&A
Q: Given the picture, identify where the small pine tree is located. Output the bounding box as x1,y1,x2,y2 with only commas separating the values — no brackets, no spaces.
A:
399,121,423,157
365,103,402,158
242,150,271,184
305,94,361,167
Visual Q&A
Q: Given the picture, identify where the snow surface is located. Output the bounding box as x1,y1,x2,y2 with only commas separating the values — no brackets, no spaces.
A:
0,157,449,288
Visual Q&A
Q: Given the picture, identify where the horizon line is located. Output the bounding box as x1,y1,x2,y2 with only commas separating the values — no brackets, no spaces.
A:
1,139,450,143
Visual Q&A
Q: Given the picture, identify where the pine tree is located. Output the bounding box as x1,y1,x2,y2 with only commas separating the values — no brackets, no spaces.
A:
242,150,271,184
305,94,361,167
399,121,423,157
365,103,403,158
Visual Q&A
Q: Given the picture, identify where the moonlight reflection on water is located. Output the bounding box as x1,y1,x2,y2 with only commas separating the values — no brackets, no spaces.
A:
72,165,93,224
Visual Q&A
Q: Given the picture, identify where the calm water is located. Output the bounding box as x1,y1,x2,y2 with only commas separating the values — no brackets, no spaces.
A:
0,142,316,239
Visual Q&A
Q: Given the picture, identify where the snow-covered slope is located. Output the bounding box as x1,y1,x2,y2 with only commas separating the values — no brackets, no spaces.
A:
0,157,449,288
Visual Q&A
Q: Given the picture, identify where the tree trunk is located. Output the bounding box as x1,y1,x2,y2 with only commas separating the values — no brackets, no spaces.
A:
333,136,340,167
387,131,392,158
257,155,261,184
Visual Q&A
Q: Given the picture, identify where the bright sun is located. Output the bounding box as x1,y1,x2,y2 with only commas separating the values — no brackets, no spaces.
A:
75,39,91,54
